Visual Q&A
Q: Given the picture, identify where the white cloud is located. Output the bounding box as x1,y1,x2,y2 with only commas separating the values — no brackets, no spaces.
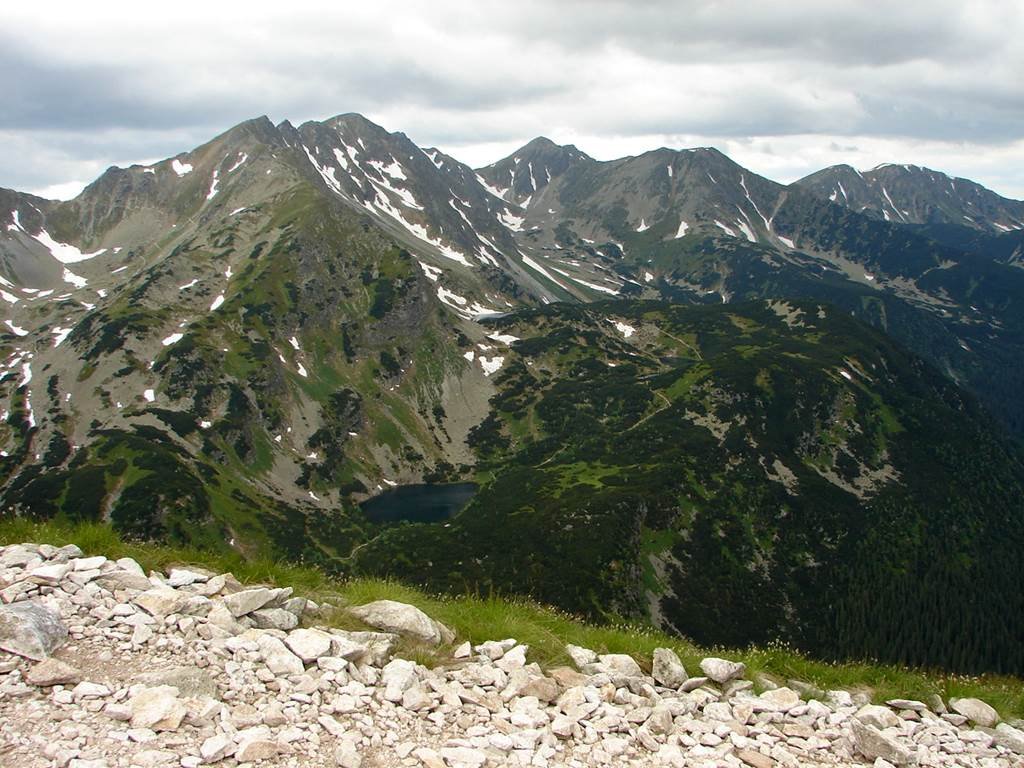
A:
1,0,1022,199
32,180,89,201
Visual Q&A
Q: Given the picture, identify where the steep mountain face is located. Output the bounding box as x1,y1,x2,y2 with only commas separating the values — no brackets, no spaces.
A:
0,115,522,559
473,140,1024,437
797,163,1024,233
475,137,592,208
2,112,1024,674
357,299,1024,675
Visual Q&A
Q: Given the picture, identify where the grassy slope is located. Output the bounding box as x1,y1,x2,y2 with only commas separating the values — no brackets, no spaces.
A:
3,517,1022,718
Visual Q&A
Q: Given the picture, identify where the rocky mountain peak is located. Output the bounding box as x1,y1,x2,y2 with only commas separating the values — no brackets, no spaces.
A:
798,161,1024,231
475,137,592,208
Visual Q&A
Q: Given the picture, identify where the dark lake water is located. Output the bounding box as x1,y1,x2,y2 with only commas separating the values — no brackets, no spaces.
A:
359,483,478,524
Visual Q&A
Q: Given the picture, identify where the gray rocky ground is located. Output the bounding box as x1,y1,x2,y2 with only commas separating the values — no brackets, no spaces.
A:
1,542,1022,768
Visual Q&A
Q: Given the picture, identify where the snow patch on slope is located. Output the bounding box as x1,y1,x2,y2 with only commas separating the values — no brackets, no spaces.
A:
570,276,620,295
206,169,220,201
735,218,757,243
417,261,443,282
610,319,636,338
479,356,505,376
303,145,345,196
369,159,407,181
498,209,525,232
714,220,737,238
521,255,570,291
475,173,509,201
487,333,519,345
30,229,107,264
365,196,472,267
52,327,72,347
62,268,87,289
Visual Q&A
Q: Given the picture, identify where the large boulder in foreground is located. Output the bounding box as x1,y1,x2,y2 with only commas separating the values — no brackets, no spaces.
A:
0,601,68,660
850,718,916,765
348,600,455,646
699,656,746,684
949,697,1000,727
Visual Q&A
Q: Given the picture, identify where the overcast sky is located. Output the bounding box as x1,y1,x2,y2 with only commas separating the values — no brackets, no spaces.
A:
3,0,1023,199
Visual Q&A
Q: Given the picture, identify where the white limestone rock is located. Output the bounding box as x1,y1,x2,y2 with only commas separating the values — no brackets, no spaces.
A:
651,647,687,688
132,588,187,618
249,607,299,630
129,686,188,731
594,653,642,677
256,633,305,676
949,697,999,727
200,733,236,762
73,556,107,572
26,657,81,686
95,569,153,592
328,629,398,665
347,600,454,645
0,600,68,660
334,739,363,768
26,562,70,585
285,628,333,663
699,656,746,684
757,686,802,712
222,587,275,617
850,718,916,765
565,644,597,668
381,658,418,702
235,735,279,762
994,722,1024,754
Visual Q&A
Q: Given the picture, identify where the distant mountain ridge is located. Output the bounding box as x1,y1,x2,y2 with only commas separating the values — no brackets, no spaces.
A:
796,162,1024,233
3,112,1024,444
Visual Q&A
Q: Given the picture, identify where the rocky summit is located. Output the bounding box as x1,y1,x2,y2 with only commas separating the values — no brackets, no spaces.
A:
2,542,1022,768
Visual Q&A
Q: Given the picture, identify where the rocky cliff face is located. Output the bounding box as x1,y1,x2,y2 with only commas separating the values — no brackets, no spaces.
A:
2,540,1023,768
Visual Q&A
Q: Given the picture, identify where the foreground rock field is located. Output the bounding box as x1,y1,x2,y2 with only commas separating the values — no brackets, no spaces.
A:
1,542,1022,768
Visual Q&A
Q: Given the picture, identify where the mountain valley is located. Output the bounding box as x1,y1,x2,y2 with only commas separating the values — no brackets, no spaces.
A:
1,113,1023,675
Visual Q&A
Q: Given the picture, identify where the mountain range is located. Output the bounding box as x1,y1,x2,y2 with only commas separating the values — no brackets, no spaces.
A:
1,112,1023,674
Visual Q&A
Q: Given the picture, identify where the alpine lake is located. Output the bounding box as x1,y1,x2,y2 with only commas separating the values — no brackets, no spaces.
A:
359,483,478,524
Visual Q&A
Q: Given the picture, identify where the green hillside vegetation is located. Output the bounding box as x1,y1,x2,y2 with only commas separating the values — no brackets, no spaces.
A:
2,181,471,569
355,299,1024,676
5,289,1023,677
